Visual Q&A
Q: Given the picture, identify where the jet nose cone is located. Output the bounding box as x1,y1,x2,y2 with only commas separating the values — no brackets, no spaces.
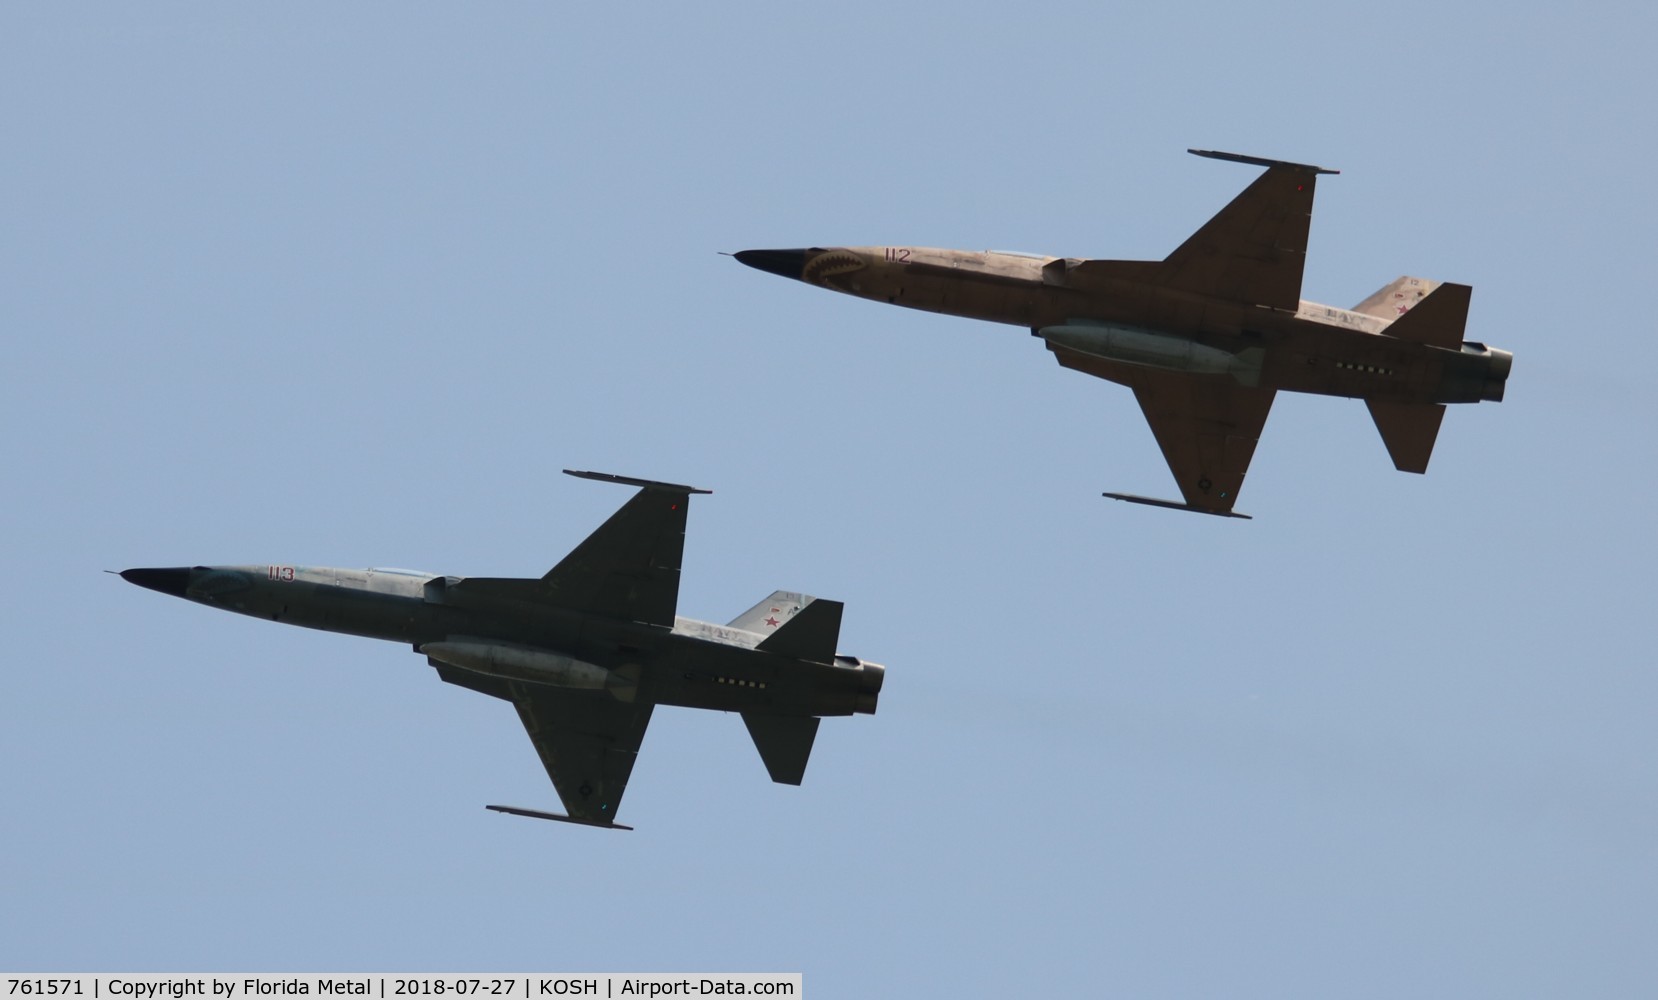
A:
733,248,809,280
120,567,194,597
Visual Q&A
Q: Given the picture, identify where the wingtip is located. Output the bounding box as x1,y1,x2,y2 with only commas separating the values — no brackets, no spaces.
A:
1187,148,1338,176
1102,492,1253,520
486,804,634,831
561,469,712,495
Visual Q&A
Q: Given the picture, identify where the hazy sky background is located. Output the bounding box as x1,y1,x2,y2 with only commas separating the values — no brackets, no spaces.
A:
5,4,1655,996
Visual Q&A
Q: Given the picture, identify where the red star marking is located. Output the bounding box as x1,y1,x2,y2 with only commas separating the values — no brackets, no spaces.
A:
764,616,780,627
1395,303,1409,315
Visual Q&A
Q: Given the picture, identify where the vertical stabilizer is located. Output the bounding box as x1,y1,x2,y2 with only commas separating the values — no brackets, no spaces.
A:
727,591,811,634
1352,276,1440,322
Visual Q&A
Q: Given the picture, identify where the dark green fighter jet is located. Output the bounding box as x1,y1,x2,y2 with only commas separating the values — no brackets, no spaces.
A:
120,471,885,830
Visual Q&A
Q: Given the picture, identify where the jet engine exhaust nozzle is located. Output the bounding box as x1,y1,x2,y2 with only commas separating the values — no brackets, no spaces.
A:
1442,342,1513,403
854,660,885,715
1479,346,1513,402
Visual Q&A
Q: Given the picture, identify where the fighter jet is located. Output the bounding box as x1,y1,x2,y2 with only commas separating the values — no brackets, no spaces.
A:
119,470,884,830
735,149,1511,518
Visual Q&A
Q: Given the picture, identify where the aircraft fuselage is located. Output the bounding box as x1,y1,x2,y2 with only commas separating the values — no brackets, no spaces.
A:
123,564,880,718
746,245,1509,405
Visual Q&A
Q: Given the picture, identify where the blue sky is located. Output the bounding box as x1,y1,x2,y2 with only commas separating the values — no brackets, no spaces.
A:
4,3,1655,996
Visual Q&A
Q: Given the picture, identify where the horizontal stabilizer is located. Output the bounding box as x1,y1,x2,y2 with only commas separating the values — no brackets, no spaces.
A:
1103,492,1253,520
742,714,821,785
485,804,634,831
755,598,843,663
1366,401,1446,474
1382,283,1470,349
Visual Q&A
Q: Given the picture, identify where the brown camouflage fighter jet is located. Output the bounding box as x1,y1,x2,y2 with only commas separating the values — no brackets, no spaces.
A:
735,150,1511,518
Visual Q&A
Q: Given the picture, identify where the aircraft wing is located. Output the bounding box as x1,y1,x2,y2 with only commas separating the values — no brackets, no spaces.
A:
509,682,655,828
1053,349,1274,514
1158,150,1337,312
1131,374,1275,513
541,473,706,628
